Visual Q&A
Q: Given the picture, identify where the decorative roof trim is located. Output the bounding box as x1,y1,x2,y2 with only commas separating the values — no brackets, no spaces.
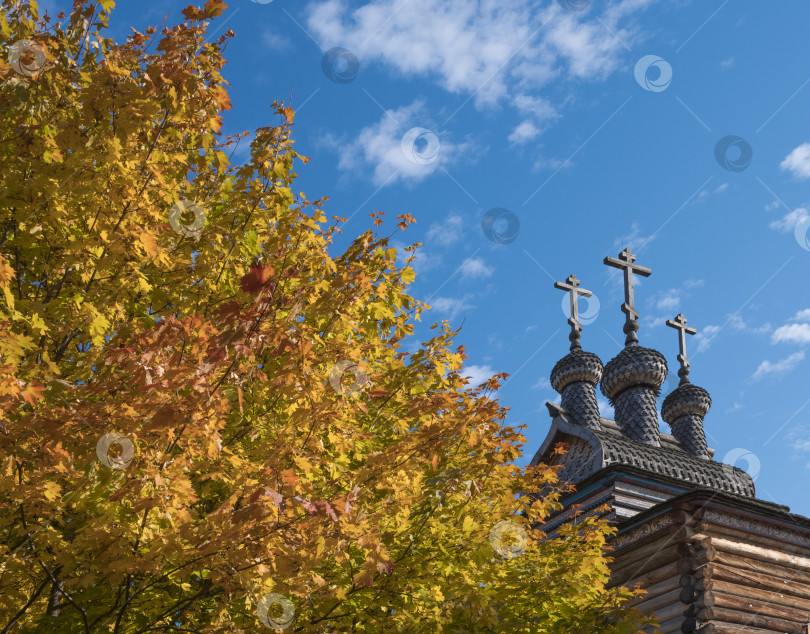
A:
532,413,754,497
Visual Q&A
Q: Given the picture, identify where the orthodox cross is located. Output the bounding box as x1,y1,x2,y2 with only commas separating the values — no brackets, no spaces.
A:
554,274,592,351
604,248,651,346
666,313,697,385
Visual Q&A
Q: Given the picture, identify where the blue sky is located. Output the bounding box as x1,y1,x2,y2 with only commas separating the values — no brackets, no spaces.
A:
48,1,810,516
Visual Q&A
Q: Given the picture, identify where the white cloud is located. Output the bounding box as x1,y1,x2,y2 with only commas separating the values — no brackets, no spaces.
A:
613,222,656,253
262,29,293,52
726,402,744,414
780,142,810,179
408,249,443,275
427,213,465,246
463,364,495,387
752,351,805,380
459,256,493,280
792,309,810,322
533,376,551,390
428,296,472,320
772,323,810,345
693,324,722,353
764,200,780,212
770,207,809,233
307,0,652,110
720,56,735,69
514,94,558,120
696,314,770,352
728,314,770,335
697,182,729,201
655,289,680,311
327,99,472,186
509,120,542,145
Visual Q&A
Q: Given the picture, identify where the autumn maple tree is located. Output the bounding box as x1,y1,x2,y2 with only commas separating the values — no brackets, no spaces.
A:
0,1,654,632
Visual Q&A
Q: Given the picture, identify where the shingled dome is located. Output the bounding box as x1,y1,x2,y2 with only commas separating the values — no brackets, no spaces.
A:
550,349,604,430
601,344,668,446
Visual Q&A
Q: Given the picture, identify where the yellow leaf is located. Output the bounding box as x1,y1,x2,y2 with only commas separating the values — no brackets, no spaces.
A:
43,482,61,501
140,232,159,257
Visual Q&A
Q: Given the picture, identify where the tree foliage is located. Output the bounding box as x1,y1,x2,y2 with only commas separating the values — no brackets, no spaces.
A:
0,1,653,632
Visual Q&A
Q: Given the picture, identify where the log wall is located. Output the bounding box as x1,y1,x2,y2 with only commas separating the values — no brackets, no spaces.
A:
609,504,810,633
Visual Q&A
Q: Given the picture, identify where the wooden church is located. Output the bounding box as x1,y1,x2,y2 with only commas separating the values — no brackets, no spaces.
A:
530,249,810,633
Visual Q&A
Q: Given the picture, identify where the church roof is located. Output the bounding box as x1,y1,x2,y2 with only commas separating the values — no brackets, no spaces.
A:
529,406,756,498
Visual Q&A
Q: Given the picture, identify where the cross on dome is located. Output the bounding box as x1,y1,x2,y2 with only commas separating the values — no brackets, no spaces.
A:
554,274,593,351
604,248,651,346
666,312,697,385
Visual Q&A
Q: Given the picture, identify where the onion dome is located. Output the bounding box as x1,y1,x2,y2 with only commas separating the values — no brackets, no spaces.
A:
601,345,668,446
551,350,604,430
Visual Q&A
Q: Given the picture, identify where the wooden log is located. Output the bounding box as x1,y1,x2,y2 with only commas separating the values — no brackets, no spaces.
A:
696,623,800,634
677,556,695,576
694,545,717,565
634,587,682,615
706,578,810,614
609,560,678,590
652,614,684,634
651,600,686,625
702,561,810,601
702,536,810,573
611,541,680,576
631,575,680,604
696,605,803,632
693,523,810,557
610,546,680,587
680,616,697,633
701,549,810,587
697,591,809,626
678,585,696,604
679,574,695,587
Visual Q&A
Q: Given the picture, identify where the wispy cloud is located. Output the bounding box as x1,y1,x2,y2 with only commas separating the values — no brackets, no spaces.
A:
772,323,810,345
463,363,495,387
780,142,810,179
262,28,293,52
428,296,473,320
752,351,805,380
771,309,810,345
694,314,770,352
769,207,809,233
307,0,652,111
459,256,493,280
324,99,473,186
427,213,465,246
